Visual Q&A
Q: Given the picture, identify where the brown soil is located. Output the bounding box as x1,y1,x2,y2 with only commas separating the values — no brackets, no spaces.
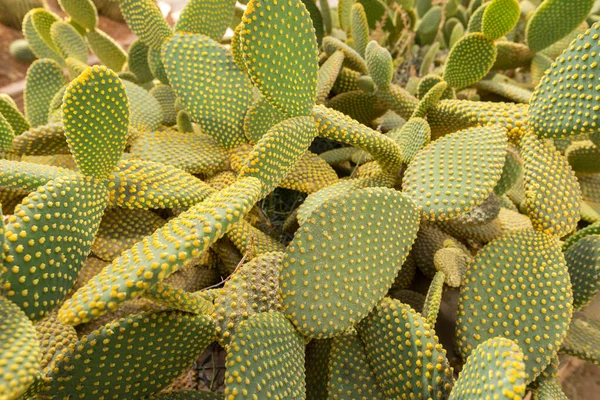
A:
0,24,29,88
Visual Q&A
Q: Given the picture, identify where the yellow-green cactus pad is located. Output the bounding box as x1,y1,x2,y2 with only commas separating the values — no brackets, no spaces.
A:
528,22,600,139
0,160,75,193
337,0,354,32
475,79,532,104
119,0,172,49
243,96,286,144
333,67,361,94
375,83,420,120
150,84,178,126
148,46,170,85
213,252,283,346
130,130,228,176
50,21,88,63
85,28,127,72
416,6,442,45
350,3,369,57
62,66,129,180
175,0,236,41
323,36,368,75
281,187,419,338
443,33,497,90
73,256,108,291
403,125,507,221
144,282,214,315
58,0,97,31
162,33,253,149
494,144,522,196
563,221,600,251
411,80,448,118
239,116,317,197
413,223,466,278
0,296,41,400
541,21,590,60
566,140,600,174
316,50,345,104
327,331,384,399
564,235,600,311
560,315,600,366
451,192,501,225
10,123,69,156
2,175,108,321
34,312,78,375
456,229,573,381
526,0,595,53
0,94,29,136
481,0,520,41
0,113,14,153
22,10,63,65
92,208,166,261
390,117,431,164
127,39,153,83
434,246,471,287
328,90,387,125
492,41,534,71
108,159,213,209
241,0,319,117
356,298,454,398
449,337,526,400
59,176,262,325
224,311,305,398
46,310,215,399
423,270,445,326
521,134,581,237
122,80,162,133
24,59,66,128
305,338,332,399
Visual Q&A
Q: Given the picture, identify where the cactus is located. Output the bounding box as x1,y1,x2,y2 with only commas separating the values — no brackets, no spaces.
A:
2,0,600,398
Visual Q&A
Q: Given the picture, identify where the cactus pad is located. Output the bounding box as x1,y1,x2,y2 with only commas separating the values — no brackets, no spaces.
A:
24,59,66,128
0,94,29,136
119,0,172,49
560,316,600,366
443,33,497,90
481,0,520,41
175,0,236,41
58,0,97,31
85,28,127,72
564,235,600,311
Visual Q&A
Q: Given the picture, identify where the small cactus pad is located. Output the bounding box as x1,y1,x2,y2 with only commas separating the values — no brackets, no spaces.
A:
58,0,98,31
175,0,236,41
481,0,520,41
85,28,127,72
127,39,153,83
327,331,384,399
521,134,581,237
316,50,345,104
0,296,41,400
224,311,305,398
365,40,393,89
213,252,284,346
560,316,600,366
22,10,63,64
449,337,527,400
34,312,78,374
565,140,600,174
0,113,14,153
350,3,369,57
144,282,214,315
494,144,522,196
2,175,108,321
433,246,471,287
281,187,419,338
0,94,29,136
443,33,497,90
162,33,253,149
122,80,163,133
239,116,317,197
62,66,129,180
50,21,88,63
241,0,319,117
528,22,600,139
119,0,172,49
564,235,600,311
356,298,454,398
11,123,68,157
423,270,445,326
456,229,573,381
46,310,215,399
563,221,600,251
526,0,595,53
24,59,67,128
243,97,286,144
403,125,507,221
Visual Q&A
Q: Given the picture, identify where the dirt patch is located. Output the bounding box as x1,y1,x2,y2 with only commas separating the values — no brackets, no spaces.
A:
0,24,29,88
563,363,600,400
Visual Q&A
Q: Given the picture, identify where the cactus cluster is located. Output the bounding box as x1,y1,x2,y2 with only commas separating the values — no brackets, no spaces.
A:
1,0,600,398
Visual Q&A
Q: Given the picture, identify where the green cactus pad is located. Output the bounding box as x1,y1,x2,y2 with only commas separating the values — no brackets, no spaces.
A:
150,84,178,126
327,331,384,399
62,66,129,180
328,91,387,125
122,80,163,133
521,134,581,237
0,113,14,153
92,208,166,261
50,21,88,63
433,246,470,287
305,338,332,399
565,140,600,174
108,159,214,209
46,310,215,399
456,229,573,381
175,0,236,41
24,59,66,128
224,311,305,398
34,312,78,374
323,36,368,75
130,130,228,176
119,0,172,49
162,32,253,149
475,79,532,104
145,282,214,314
449,337,526,400
243,96,286,144
0,160,75,192
333,67,361,94
147,46,170,85
492,41,534,71
2,175,107,321
481,0,520,41
350,3,369,57
213,252,283,346
239,116,317,197
0,94,29,136
356,298,454,397
127,39,153,83
423,270,445,326
10,123,68,156
560,315,600,366
364,41,393,90
443,33,497,90
412,80,448,118
85,28,127,72
563,221,600,251
316,51,344,104
564,235,600,311
22,10,64,65
58,0,98,31
241,0,319,117
281,187,419,338
416,6,442,45
403,125,507,221
528,22,600,139
390,117,430,164
59,176,262,325
0,296,41,400
494,144,522,196
526,0,595,53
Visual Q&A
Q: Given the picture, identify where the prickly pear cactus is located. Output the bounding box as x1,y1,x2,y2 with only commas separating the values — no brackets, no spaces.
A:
1,0,599,398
